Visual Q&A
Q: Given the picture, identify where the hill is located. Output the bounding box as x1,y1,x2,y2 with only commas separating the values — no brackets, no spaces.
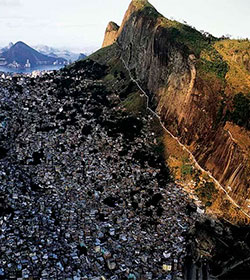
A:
0,41,67,67
89,0,250,225
0,1,250,278
78,53,87,60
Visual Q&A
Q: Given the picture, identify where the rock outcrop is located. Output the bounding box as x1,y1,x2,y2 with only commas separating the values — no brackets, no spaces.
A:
99,0,250,222
102,22,120,48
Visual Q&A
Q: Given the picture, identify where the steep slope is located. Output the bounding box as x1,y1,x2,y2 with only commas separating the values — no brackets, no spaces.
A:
98,0,250,223
102,22,120,47
0,41,66,67
0,58,203,280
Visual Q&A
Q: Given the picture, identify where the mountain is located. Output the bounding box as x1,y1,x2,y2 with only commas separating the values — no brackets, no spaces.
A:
0,41,67,67
0,42,13,54
33,45,81,62
102,21,119,48
78,53,87,60
90,0,250,224
0,1,250,279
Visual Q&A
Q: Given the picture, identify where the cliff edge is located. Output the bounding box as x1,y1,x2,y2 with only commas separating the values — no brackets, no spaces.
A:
102,22,120,48
97,0,250,224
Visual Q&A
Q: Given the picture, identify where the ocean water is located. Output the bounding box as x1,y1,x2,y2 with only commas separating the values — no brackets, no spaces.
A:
0,65,64,74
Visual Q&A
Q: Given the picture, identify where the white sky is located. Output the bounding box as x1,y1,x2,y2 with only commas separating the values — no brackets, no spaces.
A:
0,0,249,53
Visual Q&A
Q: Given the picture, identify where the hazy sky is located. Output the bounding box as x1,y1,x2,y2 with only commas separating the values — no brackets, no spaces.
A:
0,0,249,53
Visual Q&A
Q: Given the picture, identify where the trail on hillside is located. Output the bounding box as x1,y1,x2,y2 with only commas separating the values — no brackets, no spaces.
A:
119,56,250,222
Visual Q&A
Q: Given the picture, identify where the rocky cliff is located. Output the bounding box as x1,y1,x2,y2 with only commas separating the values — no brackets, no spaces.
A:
102,22,120,48
99,0,250,223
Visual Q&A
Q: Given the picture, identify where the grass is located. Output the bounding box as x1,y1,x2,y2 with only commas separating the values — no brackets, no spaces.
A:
121,92,146,115
181,163,193,178
103,73,115,82
89,44,124,70
214,39,250,94
156,15,217,56
88,45,116,64
180,157,193,178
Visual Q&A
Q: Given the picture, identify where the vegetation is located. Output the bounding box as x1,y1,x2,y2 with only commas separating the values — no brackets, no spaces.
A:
197,57,228,80
133,0,155,10
181,163,193,177
181,157,193,178
156,16,216,55
138,4,229,81
214,39,250,93
122,92,146,115
176,30,228,81
148,115,165,158
216,92,250,130
89,46,111,61
109,58,127,79
139,5,160,19
153,141,165,157
195,181,218,207
226,93,250,129
89,44,120,67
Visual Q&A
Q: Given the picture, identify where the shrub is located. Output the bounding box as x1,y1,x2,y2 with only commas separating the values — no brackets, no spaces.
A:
195,181,218,205
229,93,250,129
181,164,193,177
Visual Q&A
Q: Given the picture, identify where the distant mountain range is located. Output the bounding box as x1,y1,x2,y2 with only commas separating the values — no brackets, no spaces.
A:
33,45,86,62
0,41,67,68
0,42,87,69
78,53,87,60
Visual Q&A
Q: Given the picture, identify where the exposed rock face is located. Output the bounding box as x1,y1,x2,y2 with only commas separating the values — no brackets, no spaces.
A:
117,0,152,37
102,22,120,48
101,1,250,220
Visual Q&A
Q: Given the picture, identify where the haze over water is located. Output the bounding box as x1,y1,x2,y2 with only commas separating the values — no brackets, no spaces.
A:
0,65,64,74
